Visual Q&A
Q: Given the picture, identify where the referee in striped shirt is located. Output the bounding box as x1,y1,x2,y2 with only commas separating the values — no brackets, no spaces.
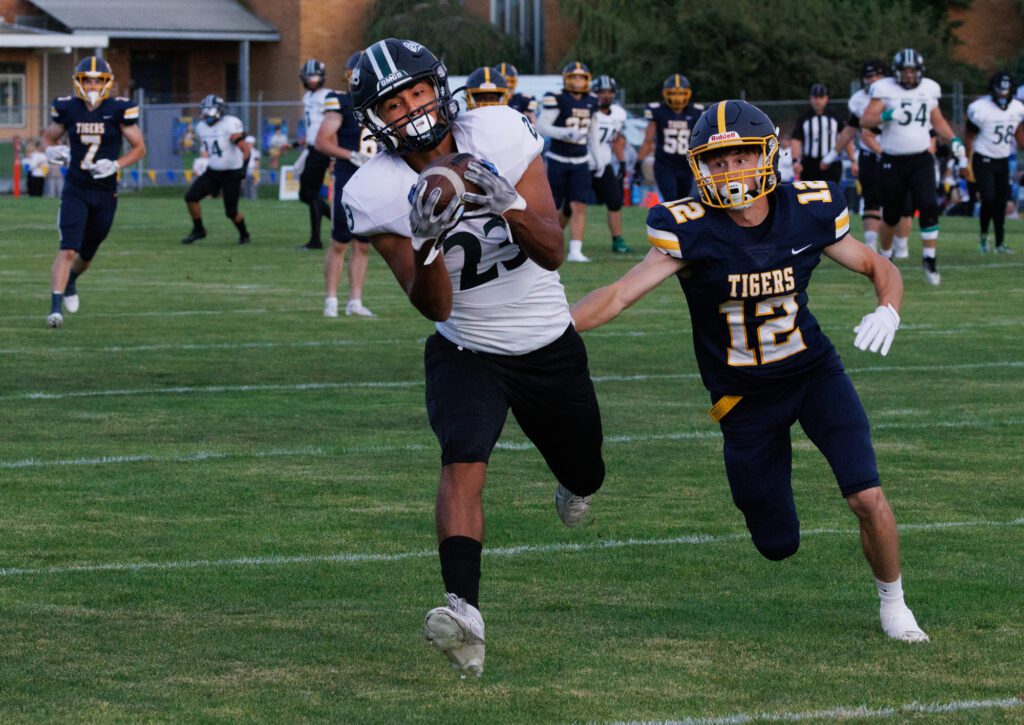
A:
791,84,849,183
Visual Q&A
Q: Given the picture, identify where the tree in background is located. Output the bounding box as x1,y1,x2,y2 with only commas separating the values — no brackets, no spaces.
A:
560,0,982,103
366,0,530,75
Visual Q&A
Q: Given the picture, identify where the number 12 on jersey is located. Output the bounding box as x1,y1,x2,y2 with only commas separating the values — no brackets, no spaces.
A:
720,293,806,366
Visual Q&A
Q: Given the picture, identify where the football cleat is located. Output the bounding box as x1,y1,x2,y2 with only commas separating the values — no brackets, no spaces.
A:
922,257,941,285
181,229,207,245
566,250,591,263
611,239,633,254
238,235,251,245
424,593,485,678
555,484,592,527
345,300,375,317
46,312,63,328
63,294,80,314
324,297,339,318
996,244,1014,254
297,240,323,250
881,605,929,643
893,237,909,258
979,235,989,253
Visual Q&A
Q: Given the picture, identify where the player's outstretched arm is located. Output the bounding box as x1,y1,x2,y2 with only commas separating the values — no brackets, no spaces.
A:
496,157,565,270
825,235,904,355
571,248,684,332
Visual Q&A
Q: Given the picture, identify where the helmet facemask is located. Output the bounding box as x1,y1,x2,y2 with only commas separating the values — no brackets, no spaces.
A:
360,76,457,155
689,137,779,210
466,88,511,109
564,71,591,94
663,87,691,113
74,72,113,107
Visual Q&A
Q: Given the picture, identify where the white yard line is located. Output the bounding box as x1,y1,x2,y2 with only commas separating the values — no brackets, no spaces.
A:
0,519,1019,579
612,696,1024,724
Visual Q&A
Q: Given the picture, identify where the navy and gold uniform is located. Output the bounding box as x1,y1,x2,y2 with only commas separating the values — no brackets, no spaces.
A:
538,90,598,209
509,92,537,118
50,94,138,256
646,181,879,560
323,89,370,243
645,101,703,201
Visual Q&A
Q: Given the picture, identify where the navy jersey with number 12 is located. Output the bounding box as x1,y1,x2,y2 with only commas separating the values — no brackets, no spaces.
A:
645,181,851,395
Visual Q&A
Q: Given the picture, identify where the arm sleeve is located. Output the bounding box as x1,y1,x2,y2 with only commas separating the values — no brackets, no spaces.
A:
119,99,140,126
645,204,685,259
535,95,572,141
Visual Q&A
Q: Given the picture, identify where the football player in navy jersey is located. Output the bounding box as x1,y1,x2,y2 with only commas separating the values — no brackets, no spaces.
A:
537,61,599,262
496,62,536,122
343,38,605,678
572,100,929,643
636,74,704,202
41,56,146,328
314,51,375,318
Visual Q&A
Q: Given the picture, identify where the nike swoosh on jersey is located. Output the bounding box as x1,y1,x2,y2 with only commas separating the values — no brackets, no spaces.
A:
791,244,813,255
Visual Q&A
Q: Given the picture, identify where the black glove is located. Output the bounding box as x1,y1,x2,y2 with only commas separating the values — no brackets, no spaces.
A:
633,159,645,181
615,163,626,185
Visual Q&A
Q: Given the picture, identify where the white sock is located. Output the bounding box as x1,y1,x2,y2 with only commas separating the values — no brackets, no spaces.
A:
922,247,936,259
876,575,906,609
326,295,338,304
863,230,878,247
880,247,894,259
347,298,361,307
894,235,908,248
569,239,583,256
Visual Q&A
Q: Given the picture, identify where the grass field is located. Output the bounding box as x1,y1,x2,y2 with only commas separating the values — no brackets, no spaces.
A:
1,192,1022,723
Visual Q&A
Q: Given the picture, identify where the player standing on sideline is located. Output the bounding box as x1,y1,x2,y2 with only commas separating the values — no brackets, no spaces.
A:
791,84,853,183
180,95,251,245
572,100,929,644
861,48,966,285
965,72,1024,254
464,66,511,110
497,62,536,122
297,59,333,250
343,38,605,678
315,51,376,318
589,75,631,254
537,61,599,262
41,56,146,328
636,74,704,202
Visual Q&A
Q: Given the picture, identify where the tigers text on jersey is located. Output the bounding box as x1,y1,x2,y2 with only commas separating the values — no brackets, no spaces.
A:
869,76,941,155
592,104,626,173
343,105,570,355
541,91,598,161
966,96,1024,159
303,87,333,147
196,115,245,171
50,95,138,190
645,102,703,169
645,182,850,395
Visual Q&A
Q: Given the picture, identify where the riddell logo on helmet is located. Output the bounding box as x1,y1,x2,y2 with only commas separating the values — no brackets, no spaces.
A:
709,131,740,143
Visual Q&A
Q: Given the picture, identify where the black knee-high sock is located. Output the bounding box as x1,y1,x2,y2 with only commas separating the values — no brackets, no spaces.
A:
233,217,248,237
308,201,322,243
439,536,482,609
319,197,331,221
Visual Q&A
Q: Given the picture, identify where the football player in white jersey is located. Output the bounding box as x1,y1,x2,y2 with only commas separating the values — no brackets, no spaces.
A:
589,75,631,254
861,48,965,285
343,38,605,679
297,59,334,250
181,95,251,245
965,72,1024,253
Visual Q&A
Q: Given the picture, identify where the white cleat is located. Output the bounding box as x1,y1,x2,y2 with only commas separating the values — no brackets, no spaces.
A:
64,294,80,314
893,237,909,258
922,257,941,286
424,593,485,678
555,484,591,527
566,251,591,263
881,605,929,642
46,312,63,328
324,297,339,318
346,300,375,317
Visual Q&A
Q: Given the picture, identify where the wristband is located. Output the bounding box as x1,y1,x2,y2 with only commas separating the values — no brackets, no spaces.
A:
880,108,894,122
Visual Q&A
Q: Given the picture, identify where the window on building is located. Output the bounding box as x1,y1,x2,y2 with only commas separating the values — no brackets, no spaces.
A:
225,63,239,102
0,63,27,127
490,0,542,72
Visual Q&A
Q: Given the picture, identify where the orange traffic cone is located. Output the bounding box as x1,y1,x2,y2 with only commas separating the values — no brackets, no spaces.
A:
642,190,661,208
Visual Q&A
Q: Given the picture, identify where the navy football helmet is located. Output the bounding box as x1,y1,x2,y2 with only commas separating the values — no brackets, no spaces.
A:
200,94,227,123
497,62,519,93
562,61,591,94
687,100,780,210
300,59,326,89
860,59,888,86
73,56,114,105
662,74,692,113
989,71,1014,110
892,48,924,89
345,51,362,84
592,75,617,93
465,66,511,109
350,38,458,155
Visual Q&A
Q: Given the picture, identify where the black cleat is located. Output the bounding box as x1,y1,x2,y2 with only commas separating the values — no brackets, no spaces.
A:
181,229,207,245
238,235,251,245
297,240,323,250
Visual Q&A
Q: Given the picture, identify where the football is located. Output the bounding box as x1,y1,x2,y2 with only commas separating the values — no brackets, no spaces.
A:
415,152,484,214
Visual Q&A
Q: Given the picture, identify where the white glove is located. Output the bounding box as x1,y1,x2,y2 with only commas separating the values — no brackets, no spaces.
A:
463,160,527,216
853,303,900,356
409,180,465,265
292,148,309,175
88,158,120,179
347,150,370,167
45,145,70,167
561,128,582,143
